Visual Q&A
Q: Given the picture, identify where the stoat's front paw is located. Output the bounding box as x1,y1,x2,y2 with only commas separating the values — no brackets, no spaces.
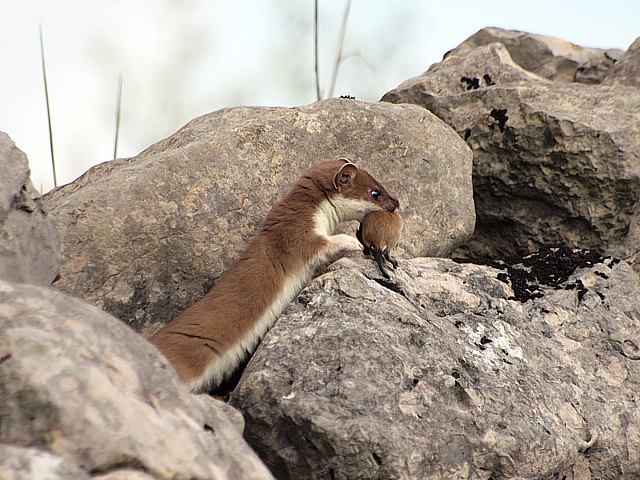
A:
327,234,363,256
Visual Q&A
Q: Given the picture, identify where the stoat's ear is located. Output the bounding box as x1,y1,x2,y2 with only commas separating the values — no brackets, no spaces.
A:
333,159,359,190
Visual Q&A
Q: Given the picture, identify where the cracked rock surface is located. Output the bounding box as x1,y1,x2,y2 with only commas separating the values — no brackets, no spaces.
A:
0,132,60,286
230,254,640,480
0,278,274,480
382,28,640,270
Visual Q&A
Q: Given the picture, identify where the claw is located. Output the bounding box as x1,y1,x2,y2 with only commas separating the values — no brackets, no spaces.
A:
384,249,399,269
372,247,391,278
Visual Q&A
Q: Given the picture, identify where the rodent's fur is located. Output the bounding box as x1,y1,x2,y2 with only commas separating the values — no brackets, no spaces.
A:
356,210,403,278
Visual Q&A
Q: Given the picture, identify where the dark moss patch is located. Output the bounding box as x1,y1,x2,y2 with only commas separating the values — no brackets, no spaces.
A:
455,245,617,303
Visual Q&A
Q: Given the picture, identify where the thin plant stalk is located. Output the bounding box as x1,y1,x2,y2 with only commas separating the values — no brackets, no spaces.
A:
113,74,123,160
39,24,57,188
314,0,321,100
327,0,351,99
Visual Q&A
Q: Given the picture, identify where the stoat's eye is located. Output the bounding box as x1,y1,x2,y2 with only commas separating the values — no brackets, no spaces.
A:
370,189,381,199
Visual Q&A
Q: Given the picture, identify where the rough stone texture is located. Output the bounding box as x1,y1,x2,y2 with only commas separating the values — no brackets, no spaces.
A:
94,471,163,480
0,279,274,480
382,36,640,267
602,36,640,87
0,445,90,480
447,27,623,84
230,254,640,479
0,132,60,286
43,99,474,334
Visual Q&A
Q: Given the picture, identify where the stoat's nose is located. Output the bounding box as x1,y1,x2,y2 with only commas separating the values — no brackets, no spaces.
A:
388,196,400,212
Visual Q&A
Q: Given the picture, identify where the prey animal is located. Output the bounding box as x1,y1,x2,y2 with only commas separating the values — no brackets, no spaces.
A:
356,210,403,278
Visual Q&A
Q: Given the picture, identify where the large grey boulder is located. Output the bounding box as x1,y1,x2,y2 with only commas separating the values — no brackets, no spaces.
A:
0,278,274,480
446,27,623,84
382,32,640,268
0,132,60,285
43,98,474,334
230,253,640,479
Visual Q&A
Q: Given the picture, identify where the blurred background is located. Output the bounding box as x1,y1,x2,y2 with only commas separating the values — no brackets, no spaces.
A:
1,0,638,193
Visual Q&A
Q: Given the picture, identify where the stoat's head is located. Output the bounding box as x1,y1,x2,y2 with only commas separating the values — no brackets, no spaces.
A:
328,158,399,221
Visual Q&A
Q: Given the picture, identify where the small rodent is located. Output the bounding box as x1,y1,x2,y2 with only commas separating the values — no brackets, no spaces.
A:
356,210,403,278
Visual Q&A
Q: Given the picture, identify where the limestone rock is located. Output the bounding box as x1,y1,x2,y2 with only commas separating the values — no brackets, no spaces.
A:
602,36,640,87
447,27,623,83
0,132,60,286
230,254,640,479
43,99,474,334
0,279,274,480
94,471,164,480
382,39,640,266
0,445,90,480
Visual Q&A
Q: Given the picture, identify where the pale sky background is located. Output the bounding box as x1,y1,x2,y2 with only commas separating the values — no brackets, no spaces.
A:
1,0,638,193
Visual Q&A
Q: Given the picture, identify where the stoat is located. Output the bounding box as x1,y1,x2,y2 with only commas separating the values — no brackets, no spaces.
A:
356,210,403,278
150,159,399,393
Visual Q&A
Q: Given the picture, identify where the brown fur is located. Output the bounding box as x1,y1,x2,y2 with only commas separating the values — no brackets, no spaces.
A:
150,159,398,391
357,210,403,278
